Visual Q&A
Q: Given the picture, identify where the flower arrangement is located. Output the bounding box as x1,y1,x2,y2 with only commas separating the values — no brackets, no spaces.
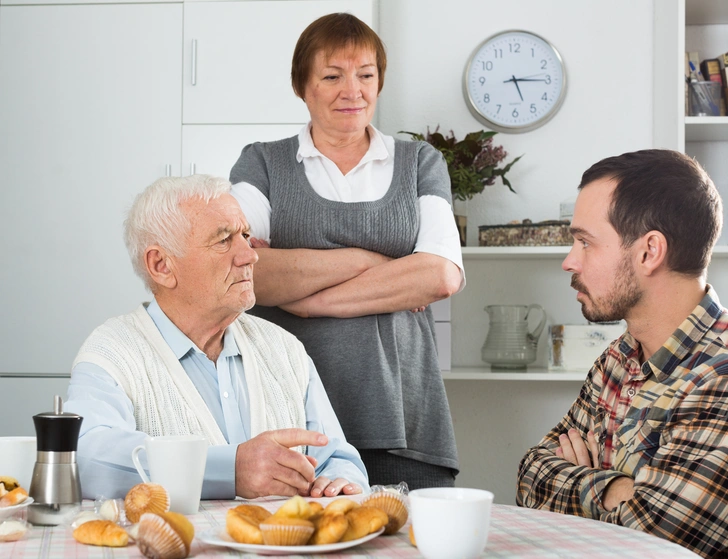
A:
401,128,522,201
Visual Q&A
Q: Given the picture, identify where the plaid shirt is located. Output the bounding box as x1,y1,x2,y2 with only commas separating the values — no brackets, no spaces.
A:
517,286,728,558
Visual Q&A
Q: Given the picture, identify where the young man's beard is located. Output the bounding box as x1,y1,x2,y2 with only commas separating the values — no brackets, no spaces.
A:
571,255,642,323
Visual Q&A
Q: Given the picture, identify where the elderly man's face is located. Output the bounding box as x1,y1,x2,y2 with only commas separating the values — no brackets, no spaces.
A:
172,193,258,322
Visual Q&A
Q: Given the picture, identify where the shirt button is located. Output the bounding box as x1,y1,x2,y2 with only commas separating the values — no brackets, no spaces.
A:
627,388,635,397
223,391,229,399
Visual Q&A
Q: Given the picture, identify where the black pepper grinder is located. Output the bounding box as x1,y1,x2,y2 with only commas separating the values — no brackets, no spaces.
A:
28,395,83,525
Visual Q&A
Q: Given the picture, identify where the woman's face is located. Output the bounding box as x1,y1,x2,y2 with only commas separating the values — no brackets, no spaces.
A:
303,47,379,140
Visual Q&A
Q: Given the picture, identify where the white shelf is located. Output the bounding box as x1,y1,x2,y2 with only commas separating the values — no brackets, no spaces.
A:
462,246,570,260
685,117,728,142
442,367,586,381
462,245,728,259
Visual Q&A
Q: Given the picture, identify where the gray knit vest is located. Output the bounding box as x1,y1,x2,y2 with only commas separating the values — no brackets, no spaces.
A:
230,136,459,472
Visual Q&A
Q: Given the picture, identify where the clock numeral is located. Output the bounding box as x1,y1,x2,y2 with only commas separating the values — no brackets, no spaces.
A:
483,94,490,103
531,47,535,57
541,60,547,70
545,75,551,84
493,49,503,59
482,61,493,71
496,104,502,114
509,43,521,53
530,104,537,113
541,93,548,101
512,108,519,118
479,77,486,85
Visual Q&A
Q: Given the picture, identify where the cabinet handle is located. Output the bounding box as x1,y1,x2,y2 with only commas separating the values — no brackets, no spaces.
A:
191,39,198,86
165,164,172,177
190,163,196,176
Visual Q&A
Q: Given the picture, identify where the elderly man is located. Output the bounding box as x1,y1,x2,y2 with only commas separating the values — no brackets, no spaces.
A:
65,174,367,500
516,149,728,558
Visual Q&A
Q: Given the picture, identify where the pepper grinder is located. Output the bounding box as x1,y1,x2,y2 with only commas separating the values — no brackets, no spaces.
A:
28,395,83,525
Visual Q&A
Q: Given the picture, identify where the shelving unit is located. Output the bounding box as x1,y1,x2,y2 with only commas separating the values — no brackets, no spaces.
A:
443,368,585,381
462,245,728,260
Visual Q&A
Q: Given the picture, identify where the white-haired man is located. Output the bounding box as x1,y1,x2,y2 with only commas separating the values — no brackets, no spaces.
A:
65,175,367,500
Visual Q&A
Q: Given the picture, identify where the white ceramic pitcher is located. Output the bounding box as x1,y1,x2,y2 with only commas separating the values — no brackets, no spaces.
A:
481,304,546,370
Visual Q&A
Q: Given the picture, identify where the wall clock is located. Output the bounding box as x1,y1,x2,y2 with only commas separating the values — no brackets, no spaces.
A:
463,30,567,133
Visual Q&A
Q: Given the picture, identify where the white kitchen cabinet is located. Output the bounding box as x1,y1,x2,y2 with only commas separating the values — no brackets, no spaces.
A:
182,0,374,124
182,124,303,178
0,3,183,373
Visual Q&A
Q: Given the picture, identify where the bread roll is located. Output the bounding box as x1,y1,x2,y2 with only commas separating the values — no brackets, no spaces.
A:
340,506,388,542
0,487,28,508
73,519,129,547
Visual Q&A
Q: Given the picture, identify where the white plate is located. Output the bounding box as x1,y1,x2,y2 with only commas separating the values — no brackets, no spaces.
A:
0,496,34,518
198,527,384,555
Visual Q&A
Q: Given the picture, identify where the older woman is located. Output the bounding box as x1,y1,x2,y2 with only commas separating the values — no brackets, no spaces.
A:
229,13,464,490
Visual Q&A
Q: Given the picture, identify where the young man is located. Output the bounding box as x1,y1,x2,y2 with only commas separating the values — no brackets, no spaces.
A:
517,149,728,558
65,175,367,500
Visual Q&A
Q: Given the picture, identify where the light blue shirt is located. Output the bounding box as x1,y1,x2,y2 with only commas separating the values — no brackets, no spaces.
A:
65,299,367,500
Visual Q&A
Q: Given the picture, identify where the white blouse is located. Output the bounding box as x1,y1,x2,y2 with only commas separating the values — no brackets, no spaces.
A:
231,123,465,289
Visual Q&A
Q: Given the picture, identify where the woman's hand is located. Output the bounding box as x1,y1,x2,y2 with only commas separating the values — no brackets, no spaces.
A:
306,477,362,498
250,237,270,249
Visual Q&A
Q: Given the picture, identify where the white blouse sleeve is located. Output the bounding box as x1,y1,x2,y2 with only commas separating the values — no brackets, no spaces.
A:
230,181,272,243
415,195,466,292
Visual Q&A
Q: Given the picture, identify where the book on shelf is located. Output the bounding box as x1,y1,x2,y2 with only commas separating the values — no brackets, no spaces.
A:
699,58,727,116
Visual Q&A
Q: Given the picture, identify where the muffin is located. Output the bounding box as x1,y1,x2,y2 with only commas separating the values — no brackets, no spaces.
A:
259,516,314,546
362,491,409,534
136,511,194,559
73,519,129,547
124,483,170,523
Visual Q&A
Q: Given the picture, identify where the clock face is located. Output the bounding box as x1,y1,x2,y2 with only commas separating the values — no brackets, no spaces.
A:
463,30,566,133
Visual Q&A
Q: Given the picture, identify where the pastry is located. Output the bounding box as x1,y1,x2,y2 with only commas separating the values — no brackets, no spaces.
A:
308,501,324,515
99,498,121,522
0,487,28,508
340,506,388,542
124,483,170,523
73,519,129,547
272,495,312,519
0,476,19,493
0,520,29,542
136,511,194,559
308,512,348,545
323,498,359,516
362,491,408,534
259,516,314,546
226,506,270,545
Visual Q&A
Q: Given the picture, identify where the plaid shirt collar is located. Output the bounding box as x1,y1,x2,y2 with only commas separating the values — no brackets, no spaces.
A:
613,285,723,383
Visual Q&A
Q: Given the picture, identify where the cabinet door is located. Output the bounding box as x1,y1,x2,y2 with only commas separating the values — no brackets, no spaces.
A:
183,0,374,124
0,4,182,373
182,124,303,179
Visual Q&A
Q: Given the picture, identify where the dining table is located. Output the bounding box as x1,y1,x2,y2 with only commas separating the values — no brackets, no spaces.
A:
2,497,702,558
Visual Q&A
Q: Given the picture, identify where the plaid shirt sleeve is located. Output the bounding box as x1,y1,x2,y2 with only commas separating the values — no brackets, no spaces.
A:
597,372,728,558
516,356,627,517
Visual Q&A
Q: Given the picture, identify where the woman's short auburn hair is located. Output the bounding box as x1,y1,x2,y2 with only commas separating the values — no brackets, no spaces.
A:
291,13,387,98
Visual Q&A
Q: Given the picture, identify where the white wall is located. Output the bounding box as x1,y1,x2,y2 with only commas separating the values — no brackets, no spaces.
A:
378,0,655,503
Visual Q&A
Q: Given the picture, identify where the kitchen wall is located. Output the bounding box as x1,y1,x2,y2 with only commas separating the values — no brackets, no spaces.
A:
377,0,655,502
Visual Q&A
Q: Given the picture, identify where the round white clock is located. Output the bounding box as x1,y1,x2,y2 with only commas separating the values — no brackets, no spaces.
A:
463,30,567,133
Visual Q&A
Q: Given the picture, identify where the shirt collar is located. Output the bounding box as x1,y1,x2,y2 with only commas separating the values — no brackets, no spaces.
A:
616,285,723,382
296,122,391,166
144,298,240,361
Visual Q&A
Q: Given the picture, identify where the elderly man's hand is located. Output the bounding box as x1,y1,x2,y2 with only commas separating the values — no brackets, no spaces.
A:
555,428,600,468
235,429,328,499
308,477,362,498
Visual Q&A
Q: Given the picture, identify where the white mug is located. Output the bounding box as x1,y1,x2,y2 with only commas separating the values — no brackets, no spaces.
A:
409,487,494,559
131,435,208,515
0,436,37,491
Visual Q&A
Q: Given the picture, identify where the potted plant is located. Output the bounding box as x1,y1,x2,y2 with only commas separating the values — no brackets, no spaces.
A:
401,128,522,245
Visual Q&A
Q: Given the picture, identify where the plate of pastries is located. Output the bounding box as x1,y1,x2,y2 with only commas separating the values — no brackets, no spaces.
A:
199,491,408,555
0,476,33,517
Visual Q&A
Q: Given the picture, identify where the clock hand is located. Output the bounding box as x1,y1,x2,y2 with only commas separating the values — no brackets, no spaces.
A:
511,75,524,101
514,78,549,82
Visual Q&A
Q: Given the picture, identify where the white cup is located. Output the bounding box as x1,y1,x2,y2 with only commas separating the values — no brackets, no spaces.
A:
131,435,208,515
0,436,37,491
409,487,494,559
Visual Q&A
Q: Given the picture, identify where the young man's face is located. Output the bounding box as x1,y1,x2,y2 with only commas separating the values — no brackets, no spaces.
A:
562,178,642,323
